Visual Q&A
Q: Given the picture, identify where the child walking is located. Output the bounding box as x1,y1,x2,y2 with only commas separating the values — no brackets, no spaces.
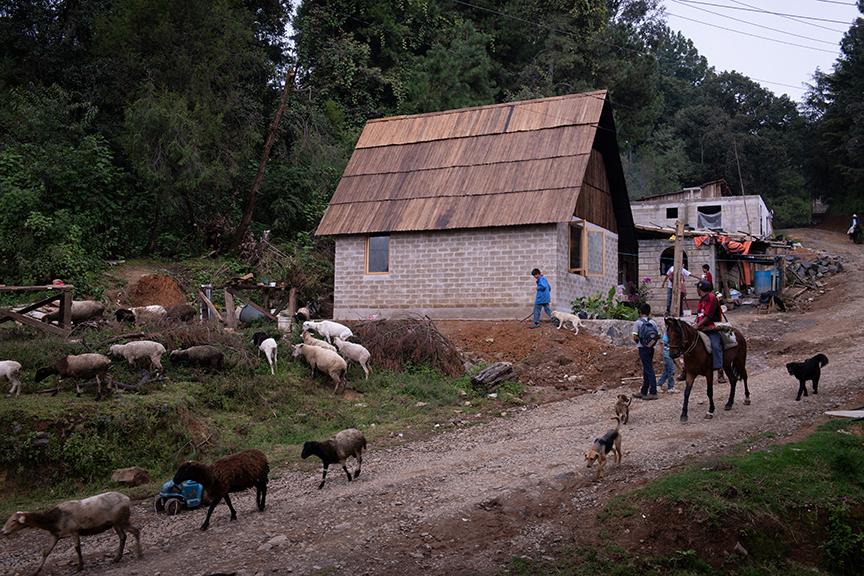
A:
657,333,678,393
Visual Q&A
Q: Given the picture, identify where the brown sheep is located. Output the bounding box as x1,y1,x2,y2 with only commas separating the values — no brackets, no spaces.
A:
34,353,112,399
173,449,269,531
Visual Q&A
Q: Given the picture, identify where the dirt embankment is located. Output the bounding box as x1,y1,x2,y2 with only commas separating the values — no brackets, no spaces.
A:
1,228,861,576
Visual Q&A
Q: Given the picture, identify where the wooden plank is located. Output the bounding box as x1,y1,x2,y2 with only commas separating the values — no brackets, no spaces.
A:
224,289,237,329
0,285,73,293
0,309,69,336
824,410,864,419
198,290,223,323
0,293,63,322
671,220,685,317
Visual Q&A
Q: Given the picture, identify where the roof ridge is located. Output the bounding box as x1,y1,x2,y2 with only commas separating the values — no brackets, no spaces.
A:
364,90,608,125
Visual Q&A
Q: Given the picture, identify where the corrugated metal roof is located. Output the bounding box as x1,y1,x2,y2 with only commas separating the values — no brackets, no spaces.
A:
317,90,609,236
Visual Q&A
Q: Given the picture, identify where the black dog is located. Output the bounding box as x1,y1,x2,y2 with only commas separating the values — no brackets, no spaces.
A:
786,354,829,401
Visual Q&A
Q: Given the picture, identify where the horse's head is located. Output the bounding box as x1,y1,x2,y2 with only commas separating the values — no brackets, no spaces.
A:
665,317,686,359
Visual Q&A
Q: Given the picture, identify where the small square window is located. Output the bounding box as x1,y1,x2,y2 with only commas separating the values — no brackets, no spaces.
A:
666,207,678,219
366,235,389,274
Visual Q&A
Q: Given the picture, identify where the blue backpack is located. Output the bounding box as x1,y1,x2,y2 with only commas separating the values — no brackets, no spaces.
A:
638,319,659,348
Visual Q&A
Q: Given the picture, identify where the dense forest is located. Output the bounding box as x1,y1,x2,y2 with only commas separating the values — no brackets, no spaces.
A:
1,0,862,289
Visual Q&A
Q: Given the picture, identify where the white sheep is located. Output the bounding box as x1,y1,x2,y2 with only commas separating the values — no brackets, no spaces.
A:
1,360,23,397
302,330,337,352
114,305,167,323
35,353,113,399
2,491,142,574
291,343,347,392
108,340,167,372
252,332,278,375
333,337,372,380
302,320,352,344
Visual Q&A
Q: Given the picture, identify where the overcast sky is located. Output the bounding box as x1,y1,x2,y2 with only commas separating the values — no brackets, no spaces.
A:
663,0,861,100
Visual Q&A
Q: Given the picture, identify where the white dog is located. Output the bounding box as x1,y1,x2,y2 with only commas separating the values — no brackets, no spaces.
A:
551,310,582,334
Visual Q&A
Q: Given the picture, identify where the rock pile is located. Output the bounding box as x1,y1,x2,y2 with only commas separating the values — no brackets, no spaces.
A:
785,254,844,287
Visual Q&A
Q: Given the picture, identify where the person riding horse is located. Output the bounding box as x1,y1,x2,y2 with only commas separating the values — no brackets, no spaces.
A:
694,280,726,384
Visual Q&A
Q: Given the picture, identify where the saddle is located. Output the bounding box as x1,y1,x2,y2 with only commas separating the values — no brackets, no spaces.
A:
697,324,738,354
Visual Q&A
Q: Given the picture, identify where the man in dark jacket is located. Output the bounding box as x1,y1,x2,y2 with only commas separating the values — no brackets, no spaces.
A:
530,268,554,329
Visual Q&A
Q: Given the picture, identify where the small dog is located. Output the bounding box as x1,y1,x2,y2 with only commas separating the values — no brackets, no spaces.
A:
551,310,582,334
786,353,829,401
584,416,622,481
614,394,631,424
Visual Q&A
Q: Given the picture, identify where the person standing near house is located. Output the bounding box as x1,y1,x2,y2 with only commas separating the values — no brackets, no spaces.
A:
662,265,691,316
631,303,659,400
530,268,554,329
701,264,713,285
695,280,726,383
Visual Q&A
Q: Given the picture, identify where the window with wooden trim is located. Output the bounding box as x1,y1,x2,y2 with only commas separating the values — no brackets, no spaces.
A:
587,230,605,275
366,235,389,274
568,223,585,274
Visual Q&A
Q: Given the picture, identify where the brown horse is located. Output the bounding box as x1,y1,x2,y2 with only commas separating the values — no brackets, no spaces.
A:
665,317,750,422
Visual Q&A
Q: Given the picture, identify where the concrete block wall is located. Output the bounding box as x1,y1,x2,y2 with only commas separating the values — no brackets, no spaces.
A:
631,196,772,237
555,222,619,312
637,239,715,315
333,225,560,320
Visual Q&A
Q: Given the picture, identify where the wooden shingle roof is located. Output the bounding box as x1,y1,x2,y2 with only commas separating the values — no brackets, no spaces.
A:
316,90,609,236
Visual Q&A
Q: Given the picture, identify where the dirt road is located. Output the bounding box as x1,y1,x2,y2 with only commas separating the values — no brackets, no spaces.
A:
2,228,862,576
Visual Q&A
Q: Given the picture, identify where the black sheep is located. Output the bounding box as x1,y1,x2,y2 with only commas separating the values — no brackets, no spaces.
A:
173,449,269,530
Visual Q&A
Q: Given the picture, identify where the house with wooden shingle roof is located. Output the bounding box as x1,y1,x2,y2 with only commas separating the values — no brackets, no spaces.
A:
316,90,638,320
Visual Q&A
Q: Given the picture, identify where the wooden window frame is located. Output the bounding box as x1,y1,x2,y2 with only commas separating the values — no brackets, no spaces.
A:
365,235,390,275
586,229,606,277
568,221,587,276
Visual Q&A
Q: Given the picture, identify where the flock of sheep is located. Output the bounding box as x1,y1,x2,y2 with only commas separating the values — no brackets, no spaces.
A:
0,301,373,399
1,297,376,574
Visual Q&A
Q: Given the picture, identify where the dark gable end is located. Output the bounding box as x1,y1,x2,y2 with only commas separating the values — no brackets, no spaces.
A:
316,90,635,251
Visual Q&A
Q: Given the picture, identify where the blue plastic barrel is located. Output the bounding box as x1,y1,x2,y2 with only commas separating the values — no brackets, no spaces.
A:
754,270,772,294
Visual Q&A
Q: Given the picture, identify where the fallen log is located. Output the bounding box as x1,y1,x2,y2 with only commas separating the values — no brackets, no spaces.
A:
471,362,515,392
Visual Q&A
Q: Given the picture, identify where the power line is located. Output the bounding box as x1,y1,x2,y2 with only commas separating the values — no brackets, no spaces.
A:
811,0,857,6
666,11,839,54
452,0,822,95
728,0,847,33
669,0,838,45
674,0,854,25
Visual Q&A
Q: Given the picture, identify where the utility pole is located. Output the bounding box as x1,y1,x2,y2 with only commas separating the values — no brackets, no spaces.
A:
671,220,685,317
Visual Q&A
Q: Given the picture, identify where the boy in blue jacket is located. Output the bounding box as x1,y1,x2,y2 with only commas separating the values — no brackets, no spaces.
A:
530,268,554,329
656,333,678,393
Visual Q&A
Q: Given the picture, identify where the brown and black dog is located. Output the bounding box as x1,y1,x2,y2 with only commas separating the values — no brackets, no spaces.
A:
614,394,631,424
584,416,622,481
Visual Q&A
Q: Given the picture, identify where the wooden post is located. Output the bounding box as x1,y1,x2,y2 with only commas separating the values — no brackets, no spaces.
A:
671,220,685,317
224,289,237,329
59,288,73,330
198,290,223,323
286,287,297,334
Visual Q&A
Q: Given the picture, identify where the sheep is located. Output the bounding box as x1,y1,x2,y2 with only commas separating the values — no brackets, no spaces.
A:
114,305,167,323
302,320,353,344
108,340,167,372
173,449,269,531
302,330,338,352
169,345,224,371
333,337,372,380
41,300,105,324
301,428,367,489
166,303,196,322
1,360,23,397
35,353,112,399
1,491,141,574
252,332,278,375
291,343,347,393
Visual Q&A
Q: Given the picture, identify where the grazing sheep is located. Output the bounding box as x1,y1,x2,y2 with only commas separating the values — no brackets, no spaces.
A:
1,360,23,397
301,428,367,489
252,332,278,375
333,337,372,380
41,300,105,324
302,320,352,344
291,343,347,392
1,491,141,574
35,353,112,399
108,340,167,372
169,345,224,371
302,330,337,352
166,303,196,322
114,305,167,323
294,306,311,322
173,449,269,531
